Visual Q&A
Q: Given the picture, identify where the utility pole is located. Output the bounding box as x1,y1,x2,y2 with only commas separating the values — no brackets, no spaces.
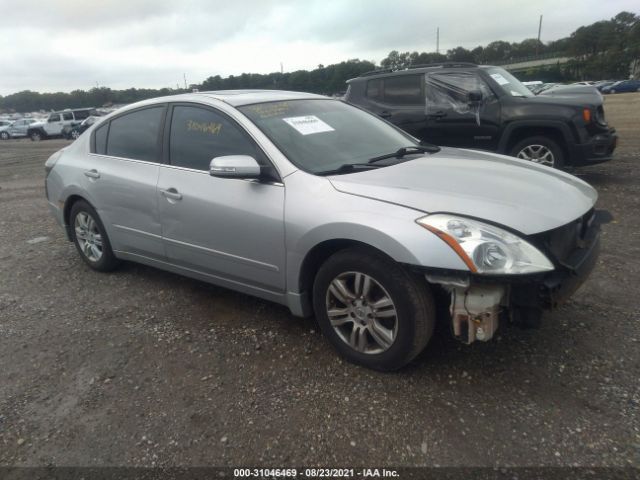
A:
280,62,283,74
436,27,440,54
183,73,187,89
536,15,543,56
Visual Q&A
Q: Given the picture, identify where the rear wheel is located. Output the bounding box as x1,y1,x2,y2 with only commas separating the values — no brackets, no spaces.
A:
69,200,119,272
313,248,435,371
0,131,9,140
70,129,81,140
510,135,564,168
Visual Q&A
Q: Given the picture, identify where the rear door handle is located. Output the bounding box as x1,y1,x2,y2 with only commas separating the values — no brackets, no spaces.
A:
160,188,182,201
84,169,100,179
379,111,392,118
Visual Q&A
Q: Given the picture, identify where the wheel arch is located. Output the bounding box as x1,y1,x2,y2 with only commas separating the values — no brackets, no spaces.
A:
499,121,573,159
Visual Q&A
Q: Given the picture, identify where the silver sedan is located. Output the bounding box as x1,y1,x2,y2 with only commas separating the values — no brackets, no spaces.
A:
45,90,603,370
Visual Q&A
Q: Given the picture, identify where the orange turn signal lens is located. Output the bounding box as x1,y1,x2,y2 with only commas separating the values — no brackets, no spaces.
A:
582,108,592,124
419,223,478,273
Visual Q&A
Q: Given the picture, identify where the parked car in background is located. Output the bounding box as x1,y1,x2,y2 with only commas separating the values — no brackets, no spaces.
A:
601,79,640,94
0,118,39,139
345,63,617,169
45,91,605,370
62,115,101,140
27,108,96,141
594,80,618,92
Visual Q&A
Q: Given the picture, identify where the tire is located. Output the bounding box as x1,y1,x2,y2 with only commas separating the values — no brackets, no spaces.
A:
610,89,616,94
70,129,81,140
509,135,565,169
312,247,435,371
29,130,43,141
0,131,9,140
69,200,120,272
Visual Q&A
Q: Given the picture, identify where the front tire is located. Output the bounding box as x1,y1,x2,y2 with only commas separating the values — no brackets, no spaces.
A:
29,130,43,141
313,248,435,371
510,135,564,168
69,200,120,272
0,131,9,140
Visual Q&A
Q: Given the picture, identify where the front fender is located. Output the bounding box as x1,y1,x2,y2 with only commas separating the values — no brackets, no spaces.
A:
284,171,469,297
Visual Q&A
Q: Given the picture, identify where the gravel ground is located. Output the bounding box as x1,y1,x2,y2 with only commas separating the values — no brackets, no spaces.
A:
0,94,639,469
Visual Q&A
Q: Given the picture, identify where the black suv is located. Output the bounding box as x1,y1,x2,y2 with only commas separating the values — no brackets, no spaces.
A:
344,63,617,168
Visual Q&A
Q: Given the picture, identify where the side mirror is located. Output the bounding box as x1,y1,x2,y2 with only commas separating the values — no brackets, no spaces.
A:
467,90,483,104
209,155,261,179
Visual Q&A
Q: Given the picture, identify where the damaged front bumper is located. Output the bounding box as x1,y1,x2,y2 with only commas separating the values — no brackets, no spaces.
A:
420,209,606,344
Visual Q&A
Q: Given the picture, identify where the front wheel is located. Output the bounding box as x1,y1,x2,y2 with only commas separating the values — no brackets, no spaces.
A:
29,130,43,141
313,248,435,371
510,136,565,168
70,200,120,272
70,129,81,140
0,131,9,140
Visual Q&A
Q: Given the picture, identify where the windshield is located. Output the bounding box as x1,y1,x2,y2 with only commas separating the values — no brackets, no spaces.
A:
485,67,534,98
239,99,420,174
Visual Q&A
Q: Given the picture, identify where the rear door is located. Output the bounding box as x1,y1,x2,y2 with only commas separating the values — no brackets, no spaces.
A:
85,105,166,259
363,74,428,139
157,103,286,292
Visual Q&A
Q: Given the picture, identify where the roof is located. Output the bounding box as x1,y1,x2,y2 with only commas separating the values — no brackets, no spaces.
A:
194,89,327,106
347,64,494,83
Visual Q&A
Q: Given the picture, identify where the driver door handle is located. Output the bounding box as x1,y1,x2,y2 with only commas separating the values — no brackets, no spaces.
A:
427,110,447,118
160,188,182,201
84,169,100,179
379,111,392,118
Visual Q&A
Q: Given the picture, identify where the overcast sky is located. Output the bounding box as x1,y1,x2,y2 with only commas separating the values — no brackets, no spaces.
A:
0,0,637,95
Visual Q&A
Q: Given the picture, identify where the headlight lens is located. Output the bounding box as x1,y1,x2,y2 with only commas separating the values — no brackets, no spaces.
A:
417,214,554,274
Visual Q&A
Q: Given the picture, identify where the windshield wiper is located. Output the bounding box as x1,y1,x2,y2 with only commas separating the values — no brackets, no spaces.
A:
316,163,383,176
367,144,440,164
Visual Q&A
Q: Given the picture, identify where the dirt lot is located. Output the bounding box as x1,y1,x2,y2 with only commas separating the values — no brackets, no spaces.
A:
0,94,639,469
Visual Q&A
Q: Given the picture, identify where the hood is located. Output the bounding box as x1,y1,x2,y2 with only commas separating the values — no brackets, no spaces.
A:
526,92,602,107
328,148,597,235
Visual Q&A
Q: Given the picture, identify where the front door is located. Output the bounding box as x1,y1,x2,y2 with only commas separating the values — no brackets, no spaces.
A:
158,104,286,292
424,71,501,151
44,113,64,136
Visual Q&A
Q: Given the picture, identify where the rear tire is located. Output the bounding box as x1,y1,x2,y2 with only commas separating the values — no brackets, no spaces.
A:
312,247,435,371
510,135,565,169
69,200,120,272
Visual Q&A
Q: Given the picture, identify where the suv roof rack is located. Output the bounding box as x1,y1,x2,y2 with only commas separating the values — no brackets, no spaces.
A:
360,68,394,77
407,62,478,69
358,62,478,79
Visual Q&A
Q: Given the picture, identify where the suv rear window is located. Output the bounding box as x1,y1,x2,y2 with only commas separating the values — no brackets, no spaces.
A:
74,110,91,120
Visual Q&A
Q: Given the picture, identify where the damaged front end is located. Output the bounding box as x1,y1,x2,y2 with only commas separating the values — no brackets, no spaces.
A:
421,209,608,344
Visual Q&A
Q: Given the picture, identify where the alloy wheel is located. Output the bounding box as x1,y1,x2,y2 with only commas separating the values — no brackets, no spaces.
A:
71,130,81,139
325,271,398,354
74,212,103,262
516,144,555,167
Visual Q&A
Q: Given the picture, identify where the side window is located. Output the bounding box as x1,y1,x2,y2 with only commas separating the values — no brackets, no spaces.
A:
426,72,495,115
383,75,423,105
169,105,262,171
48,114,60,123
62,112,73,121
94,123,108,154
366,79,383,100
106,107,164,162
74,110,90,120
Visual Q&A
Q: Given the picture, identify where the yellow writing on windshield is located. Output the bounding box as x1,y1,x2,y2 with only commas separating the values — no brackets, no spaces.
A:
187,120,223,135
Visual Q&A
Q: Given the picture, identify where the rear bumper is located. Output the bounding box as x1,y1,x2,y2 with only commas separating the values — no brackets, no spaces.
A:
570,128,617,166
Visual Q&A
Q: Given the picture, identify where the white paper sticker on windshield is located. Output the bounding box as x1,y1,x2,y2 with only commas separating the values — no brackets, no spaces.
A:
283,115,335,135
490,73,509,85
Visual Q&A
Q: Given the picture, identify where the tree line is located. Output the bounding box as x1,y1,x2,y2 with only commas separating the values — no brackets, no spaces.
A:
1,11,637,113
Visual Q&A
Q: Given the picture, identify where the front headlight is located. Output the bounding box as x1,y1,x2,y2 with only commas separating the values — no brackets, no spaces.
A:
416,214,554,274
